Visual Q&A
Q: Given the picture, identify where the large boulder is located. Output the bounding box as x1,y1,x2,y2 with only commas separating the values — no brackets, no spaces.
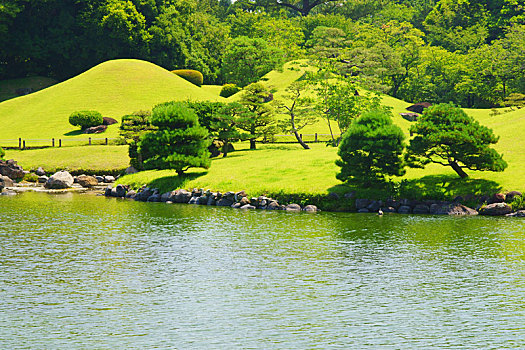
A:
413,204,430,214
507,210,525,217
488,193,506,204
355,199,371,210
434,203,478,216
479,203,512,216
303,205,318,212
76,175,98,188
35,167,46,176
0,159,25,180
102,117,118,125
506,191,522,202
83,125,107,134
285,203,302,212
44,171,74,189
0,175,14,189
406,102,432,114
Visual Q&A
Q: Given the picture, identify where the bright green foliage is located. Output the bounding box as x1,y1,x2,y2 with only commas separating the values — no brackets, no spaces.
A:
406,103,507,178
120,110,156,169
238,83,277,149
275,80,317,149
222,36,284,87
172,69,204,86
0,147,5,160
137,102,211,175
209,103,251,157
69,110,103,129
220,84,241,98
336,109,406,186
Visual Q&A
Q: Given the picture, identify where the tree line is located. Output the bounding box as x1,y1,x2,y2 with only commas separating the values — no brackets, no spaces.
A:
1,0,524,107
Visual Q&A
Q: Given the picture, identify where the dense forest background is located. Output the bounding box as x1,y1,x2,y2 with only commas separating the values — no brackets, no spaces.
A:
1,0,523,107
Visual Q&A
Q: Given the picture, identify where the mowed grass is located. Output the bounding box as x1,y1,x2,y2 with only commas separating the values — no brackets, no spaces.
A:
118,143,341,195
0,59,222,141
6,145,130,173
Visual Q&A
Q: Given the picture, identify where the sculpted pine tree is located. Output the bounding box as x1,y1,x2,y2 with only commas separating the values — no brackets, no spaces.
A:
238,83,276,150
336,110,406,186
138,102,211,176
406,103,507,178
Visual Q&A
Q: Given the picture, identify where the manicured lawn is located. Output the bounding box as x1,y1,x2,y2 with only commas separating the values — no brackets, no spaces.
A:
5,145,130,173
0,59,223,142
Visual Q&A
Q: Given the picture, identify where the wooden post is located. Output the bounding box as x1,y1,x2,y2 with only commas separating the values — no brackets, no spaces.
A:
19,138,22,149
89,137,91,145
59,139,62,147
52,138,55,147
105,138,108,145
314,133,318,142
23,140,26,149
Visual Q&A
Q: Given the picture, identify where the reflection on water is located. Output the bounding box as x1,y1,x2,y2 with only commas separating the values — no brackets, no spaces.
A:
0,192,524,348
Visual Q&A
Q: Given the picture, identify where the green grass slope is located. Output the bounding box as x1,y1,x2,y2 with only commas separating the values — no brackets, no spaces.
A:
0,59,222,141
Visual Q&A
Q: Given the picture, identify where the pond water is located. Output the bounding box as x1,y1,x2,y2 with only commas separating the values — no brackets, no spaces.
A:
1,192,524,349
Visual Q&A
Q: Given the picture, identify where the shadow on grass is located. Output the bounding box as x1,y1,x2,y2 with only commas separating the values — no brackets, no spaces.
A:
328,174,502,201
147,172,207,193
64,129,83,136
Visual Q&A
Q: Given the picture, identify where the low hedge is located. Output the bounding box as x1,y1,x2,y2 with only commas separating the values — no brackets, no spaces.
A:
0,147,4,160
69,110,103,129
172,69,204,86
220,84,241,98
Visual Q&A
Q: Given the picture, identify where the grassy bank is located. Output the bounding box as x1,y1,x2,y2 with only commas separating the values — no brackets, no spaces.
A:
6,145,129,174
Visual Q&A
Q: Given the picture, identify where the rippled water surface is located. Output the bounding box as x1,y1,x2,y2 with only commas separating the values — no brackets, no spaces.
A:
1,192,524,349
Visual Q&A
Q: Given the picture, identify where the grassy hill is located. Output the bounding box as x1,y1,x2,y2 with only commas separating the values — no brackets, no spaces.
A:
0,59,222,143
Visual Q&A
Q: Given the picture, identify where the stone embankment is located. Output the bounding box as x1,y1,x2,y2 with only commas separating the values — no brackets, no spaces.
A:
104,185,524,217
105,185,319,212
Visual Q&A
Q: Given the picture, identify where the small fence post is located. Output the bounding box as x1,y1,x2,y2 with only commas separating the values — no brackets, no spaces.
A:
19,138,22,149
89,137,91,145
59,139,62,147
105,138,108,145
22,140,26,149
315,133,318,142
52,138,55,147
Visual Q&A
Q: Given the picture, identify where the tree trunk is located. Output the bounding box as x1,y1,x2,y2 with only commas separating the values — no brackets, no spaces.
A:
222,141,229,157
250,125,256,150
449,159,468,178
291,112,310,149
293,131,310,149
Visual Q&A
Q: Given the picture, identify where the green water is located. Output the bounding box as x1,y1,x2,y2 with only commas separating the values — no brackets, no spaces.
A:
1,192,524,349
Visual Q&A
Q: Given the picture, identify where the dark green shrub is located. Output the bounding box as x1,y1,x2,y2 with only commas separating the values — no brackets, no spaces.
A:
0,147,4,160
23,173,39,182
69,110,103,129
220,84,241,98
172,69,204,86
336,109,406,187
137,102,211,175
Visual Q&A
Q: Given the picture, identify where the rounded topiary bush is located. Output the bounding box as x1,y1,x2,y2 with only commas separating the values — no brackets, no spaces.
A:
220,84,241,98
172,69,204,87
69,110,103,129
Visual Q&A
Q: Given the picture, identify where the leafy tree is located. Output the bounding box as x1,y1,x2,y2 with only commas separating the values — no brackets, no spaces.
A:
221,36,284,87
275,80,317,149
137,102,211,175
336,109,406,186
210,102,251,157
255,0,341,16
406,103,507,178
186,100,250,157
238,83,277,150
